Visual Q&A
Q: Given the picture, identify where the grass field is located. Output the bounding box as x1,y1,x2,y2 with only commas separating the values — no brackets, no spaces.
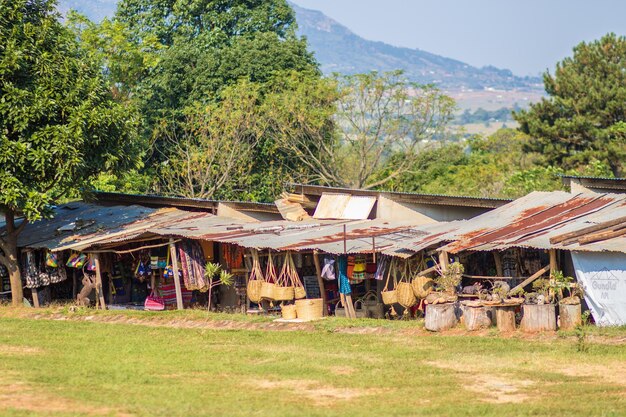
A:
0,307,624,417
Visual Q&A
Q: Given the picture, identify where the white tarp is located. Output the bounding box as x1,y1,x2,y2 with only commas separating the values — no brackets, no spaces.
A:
571,251,626,326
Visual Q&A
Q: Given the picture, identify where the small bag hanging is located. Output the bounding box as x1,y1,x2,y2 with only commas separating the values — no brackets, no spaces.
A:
381,259,398,305
144,289,165,311
46,252,58,268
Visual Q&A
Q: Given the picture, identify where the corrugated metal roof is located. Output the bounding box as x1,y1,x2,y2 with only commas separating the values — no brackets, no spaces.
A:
313,193,376,220
432,191,626,254
10,203,160,250
10,201,426,258
289,183,512,208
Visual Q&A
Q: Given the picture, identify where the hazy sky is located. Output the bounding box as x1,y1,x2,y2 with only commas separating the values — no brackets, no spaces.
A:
292,0,626,76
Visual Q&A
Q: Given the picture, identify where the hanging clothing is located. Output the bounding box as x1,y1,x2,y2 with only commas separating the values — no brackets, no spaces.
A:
374,256,390,281
321,257,336,280
178,240,208,292
337,256,352,295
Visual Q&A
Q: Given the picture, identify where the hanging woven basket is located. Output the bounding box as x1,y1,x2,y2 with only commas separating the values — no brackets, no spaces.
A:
397,282,417,308
381,259,398,305
412,275,435,299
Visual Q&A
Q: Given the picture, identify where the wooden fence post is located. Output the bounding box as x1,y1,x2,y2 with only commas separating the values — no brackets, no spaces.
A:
93,254,106,310
313,250,327,316
169,238,184,310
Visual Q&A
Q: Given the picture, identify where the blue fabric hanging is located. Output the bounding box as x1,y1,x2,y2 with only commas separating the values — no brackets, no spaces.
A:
337,255,352,295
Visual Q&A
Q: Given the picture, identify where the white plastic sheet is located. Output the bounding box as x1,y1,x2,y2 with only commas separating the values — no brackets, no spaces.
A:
571,251,626,326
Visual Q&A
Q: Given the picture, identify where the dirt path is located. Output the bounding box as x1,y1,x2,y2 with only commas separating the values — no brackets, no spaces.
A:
1,307,625,345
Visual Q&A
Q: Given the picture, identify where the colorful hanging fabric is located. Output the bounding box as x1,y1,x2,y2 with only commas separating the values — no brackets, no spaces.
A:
178,240,208,291
337,256,352,295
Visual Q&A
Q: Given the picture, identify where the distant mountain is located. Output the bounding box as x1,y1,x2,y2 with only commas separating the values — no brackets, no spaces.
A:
57,0,541,91
291,3,540,91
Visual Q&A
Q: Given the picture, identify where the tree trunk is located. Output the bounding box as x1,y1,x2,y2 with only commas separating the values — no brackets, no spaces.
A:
6,242,23,307
464,306,492,331
559,303,582,330
495,305,517,332
0,211,24,307
521,304,557,332
425,303,457,332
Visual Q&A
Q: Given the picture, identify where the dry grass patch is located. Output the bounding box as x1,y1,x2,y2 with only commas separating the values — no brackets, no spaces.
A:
0,344,43,355
0,375,132,416
249,378,385,406
425,360,537,404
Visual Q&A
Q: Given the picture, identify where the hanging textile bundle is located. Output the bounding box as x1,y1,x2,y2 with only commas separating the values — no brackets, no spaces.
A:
321,257,336,280
178,240,208,291
337,256,352,296
351,255,367,281
374,256,389,281
260,251,277,301
246,249,264,303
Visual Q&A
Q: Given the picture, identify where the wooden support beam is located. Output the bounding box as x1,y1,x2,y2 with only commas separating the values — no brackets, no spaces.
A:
578,227,626,245
417,264,438,277
438,251,449,272
549,249,558,275
508,265,550,295
31,288,40,308
93,254,106,310
462,274,519,280
313,250,327,316
493,252,504,277
549,216,626,244
169,238,184,310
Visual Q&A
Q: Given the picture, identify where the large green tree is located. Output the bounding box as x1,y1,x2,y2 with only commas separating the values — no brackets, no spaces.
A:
0,0,140,305
515,33,626,177
114,0,318,154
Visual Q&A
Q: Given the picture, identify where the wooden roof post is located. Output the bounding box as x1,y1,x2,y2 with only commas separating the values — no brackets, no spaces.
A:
31,288,40,308
549,249,558,275
439,250,450,273
493,252,504,277
169,238,184,310
93,253,106,310
313,250,327,316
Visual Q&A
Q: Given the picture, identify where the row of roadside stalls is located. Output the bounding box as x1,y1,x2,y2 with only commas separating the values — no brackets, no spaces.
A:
10,191,626,325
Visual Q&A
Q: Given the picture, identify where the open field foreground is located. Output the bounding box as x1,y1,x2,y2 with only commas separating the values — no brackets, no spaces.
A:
0,308,624,417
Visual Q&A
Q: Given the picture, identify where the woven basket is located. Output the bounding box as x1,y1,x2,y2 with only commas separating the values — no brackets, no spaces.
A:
411,276,435,299
247,280,263,303
397,282,417,307
295,298,323,321
273,285,295,301
335,300,346,317
381,289,398,305
354,299,367,318
294,286,306,299
260,281,276,300
281,304,297,319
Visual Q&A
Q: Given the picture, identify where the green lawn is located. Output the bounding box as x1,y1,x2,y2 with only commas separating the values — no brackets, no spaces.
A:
0,309,624,417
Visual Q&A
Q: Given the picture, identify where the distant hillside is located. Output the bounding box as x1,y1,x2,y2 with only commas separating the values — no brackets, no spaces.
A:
57,0,542,91
291,3,541,91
